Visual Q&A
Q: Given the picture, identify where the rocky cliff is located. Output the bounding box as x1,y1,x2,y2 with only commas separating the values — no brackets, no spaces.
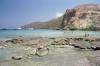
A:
21,4,100,30
62,4,100,30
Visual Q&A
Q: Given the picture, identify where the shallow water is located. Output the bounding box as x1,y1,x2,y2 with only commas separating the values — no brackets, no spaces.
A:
0,29,100,66
0,48,15,61
0,29,100,39
0,47,92,66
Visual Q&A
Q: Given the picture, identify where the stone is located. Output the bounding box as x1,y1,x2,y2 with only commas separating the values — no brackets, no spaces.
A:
91,46,100,51
0,46,5,48
70,43,86,49
6,38,24,44
29,48,37,55
76,38,83,40
24,47,31,51
11,56,22,60
52,38,69,45
36,47,49,57
84,37,96,42
73,44,85,49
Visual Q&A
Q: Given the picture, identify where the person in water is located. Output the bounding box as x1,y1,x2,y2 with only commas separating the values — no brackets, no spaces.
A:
85,33,89,37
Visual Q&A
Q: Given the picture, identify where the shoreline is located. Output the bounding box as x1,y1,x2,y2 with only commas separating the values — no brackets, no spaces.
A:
0,36,100,66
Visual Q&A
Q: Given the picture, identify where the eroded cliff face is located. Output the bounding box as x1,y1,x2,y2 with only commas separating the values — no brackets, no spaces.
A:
62,4,100,30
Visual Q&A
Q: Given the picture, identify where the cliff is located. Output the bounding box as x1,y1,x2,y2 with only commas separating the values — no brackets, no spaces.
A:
21,4,100,30
62,4,100,30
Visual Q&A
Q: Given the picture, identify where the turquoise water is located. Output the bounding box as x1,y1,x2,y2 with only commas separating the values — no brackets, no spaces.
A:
0,29,100,38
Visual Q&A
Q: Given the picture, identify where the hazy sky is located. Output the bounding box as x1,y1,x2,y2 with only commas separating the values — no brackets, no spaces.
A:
0,0,100,28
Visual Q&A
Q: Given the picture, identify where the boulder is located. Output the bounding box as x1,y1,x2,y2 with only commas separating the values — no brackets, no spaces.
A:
91,46,100,51
51,38,69,45
6,38,24,44
71,43,86,49
70,42,86,49
11,56,22,60
73,38,83,41
36,47,49,57
28,48,37,55
84,38,96,42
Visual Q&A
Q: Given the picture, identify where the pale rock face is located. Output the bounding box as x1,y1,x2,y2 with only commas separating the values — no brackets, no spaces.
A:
72,17,92,29
62,4,100,30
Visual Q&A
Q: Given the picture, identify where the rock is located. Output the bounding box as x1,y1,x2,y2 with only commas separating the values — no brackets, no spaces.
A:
29,48,37,55
52,38,69,45
72,44,85,49
95,38,100,41
24,47,32,51
73,38,83,41
91,46,100,51
0,46,5,48
11,56,22,60
6,38,24,44
70,43,86,49
54,45,74,48
0,41,7,48
88,41,100,50
36,47,49,57
62,4,100,30
84,37,96,42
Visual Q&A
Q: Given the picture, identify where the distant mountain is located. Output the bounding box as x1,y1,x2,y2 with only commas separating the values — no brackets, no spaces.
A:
21,4,100,30
21,16,63,29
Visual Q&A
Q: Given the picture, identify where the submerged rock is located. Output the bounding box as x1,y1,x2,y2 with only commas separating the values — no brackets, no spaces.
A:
36,47,49,57
0,41,8,48
91,46,100,51
71,43,86,49
52,38,69,45
6,38,25,44
28,48,37,55
88,41,100,51
11,56,22,60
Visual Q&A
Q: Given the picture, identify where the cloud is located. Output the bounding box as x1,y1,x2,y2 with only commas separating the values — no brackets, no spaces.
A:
56,12,63,18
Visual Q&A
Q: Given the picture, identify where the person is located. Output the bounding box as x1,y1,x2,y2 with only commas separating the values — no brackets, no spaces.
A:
85,33,89,37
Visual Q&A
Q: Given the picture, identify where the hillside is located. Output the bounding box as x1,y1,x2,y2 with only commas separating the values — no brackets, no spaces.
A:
21,16,63,29
21,4,100,30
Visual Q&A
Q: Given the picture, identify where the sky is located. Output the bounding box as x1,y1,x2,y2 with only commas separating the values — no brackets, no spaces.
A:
0,0,100,28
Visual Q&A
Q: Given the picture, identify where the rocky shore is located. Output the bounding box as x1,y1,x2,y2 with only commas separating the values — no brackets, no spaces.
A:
0,36,100,66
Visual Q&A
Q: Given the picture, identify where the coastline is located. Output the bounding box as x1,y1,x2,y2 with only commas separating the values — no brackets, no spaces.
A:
1,1,100,66
0,36,100,66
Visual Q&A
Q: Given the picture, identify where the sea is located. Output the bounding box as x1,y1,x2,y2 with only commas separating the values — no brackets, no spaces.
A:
0,29,100,39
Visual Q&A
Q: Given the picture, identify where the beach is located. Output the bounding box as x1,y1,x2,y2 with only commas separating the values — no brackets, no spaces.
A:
0,30,100,66
1,0,100,66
